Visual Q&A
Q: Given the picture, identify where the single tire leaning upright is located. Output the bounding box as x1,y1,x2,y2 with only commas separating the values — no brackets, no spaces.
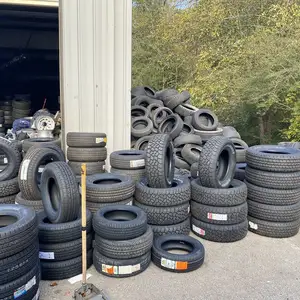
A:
198,136,236,188
146,134,175,188
41,162,80,223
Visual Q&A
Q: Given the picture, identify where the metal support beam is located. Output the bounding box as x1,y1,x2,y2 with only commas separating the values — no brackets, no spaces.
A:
59,0,132,156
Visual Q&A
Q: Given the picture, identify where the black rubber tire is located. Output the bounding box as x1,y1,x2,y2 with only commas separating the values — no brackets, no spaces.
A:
68,160,106,175
87,198,133,214
147,103,163,119
18,147,63,200
191,217,248,243
146,134,175,188
0,263,40,300
41,162,80,223
0,138,21,181
245,166,300,189
132,86,156,98
131,117,153,138
41,249,93,280
184,115,193,125
180,123,194,135
22,137,61,152
245,180,300,205
248,216,300,238
29,143,65,161
0,205,38,259
192,109,218,131
152,107,173,128
173,134,202,148
15,193,43,212
182,144,202,165
198,136,236,188
232,138,248,163
37,210,92,243
164,91,190,110
174,103,198,117
152,234,205,273
155,89,178,101
191,179,247,207
174,148,190,170
93,249,151,278
0,110,3,117
222,126,241,139
39,233,93,262
0,176,19,197
0,194,16,204
131,105,150,118
158,114,183,139
134,95,163,107
247,199,300,222
191,200,248,225
0,240,38,285
134,135,152,151
67,147,107,162
134,200,190,225
110,167,146,183
190,163,199,178
194,127,224,141
135,176,191,207
278,142,300,149
110,150,145,170
67,132,107,147
151,218,191,237
234,163,246,181
95,226,153,259
246,145,300,172
85,173,135,202
93,204,147,240
12,99,31,109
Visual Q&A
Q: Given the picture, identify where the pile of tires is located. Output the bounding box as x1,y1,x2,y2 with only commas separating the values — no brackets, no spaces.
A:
0,99,13,132
37,161,91,279
67,132,107,176
245,145,300,238
110,149,146,182
131,86,246,169
0,138,22,204
0,205,40,300
93,205,153,277
84,173,135,214
17,144,65,211
191,136,248,242
12,98,31,122
134,134,191,237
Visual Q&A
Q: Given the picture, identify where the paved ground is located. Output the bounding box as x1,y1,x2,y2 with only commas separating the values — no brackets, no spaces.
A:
40,231,300,300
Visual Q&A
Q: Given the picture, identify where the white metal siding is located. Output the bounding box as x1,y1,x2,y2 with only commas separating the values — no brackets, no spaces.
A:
59,0,132,155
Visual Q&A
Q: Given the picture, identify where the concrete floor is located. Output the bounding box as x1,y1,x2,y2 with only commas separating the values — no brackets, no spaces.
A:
40,231,300,300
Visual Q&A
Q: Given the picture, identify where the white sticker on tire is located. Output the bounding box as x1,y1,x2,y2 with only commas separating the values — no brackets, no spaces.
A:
20,159,30,180
161,258,176,269
126,201,132,205
3,158,7,164
95,137,106,144
101,264,140,275
249,221,258,230
207,212,227,221
14,276,36,299
130,159,145,168
102,165,106,170
38,167,44,173
192,224,205,236
0,124,2,127
39,251,55,260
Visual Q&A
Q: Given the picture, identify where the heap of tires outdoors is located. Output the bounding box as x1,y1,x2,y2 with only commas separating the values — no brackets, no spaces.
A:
0,86,300,299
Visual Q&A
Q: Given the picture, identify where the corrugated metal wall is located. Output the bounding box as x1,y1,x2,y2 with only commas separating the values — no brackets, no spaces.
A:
59,0,132,155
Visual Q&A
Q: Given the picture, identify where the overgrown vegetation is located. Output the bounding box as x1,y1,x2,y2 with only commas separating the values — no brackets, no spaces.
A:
132,0,300,144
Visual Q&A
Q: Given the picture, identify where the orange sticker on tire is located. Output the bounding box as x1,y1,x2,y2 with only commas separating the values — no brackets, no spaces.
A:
175,261,188,270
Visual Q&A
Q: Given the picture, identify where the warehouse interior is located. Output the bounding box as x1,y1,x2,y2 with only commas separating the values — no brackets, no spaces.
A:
0,3,59,113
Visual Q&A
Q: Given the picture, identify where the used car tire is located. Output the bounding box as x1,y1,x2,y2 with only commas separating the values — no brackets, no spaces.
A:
192,109,218,131
174,148,190,170
151,218,191,237
15,193,43,212
67,147,107,162
0,194,17,204
41,162,80,223
194,127,223,141
182,144,202,165
222,126,241,139
158,114,183,139
174,103,198,117
87,197,133,214
173,134,202,148
134,135,152,151
0,176,19,197
152,107,173,128
152,234,205,273
68,160,105,175
67,132,107,147
198,137,236,188
146,134,175,188
110,150,145,170
93,205,147,240
131,117,153,138
234,163,246,181
110,168,146,183
22,137,61,153
231,138,248,163
131,105,150,118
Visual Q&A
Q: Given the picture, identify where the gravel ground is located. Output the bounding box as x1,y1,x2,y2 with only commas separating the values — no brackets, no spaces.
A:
40,231,300,300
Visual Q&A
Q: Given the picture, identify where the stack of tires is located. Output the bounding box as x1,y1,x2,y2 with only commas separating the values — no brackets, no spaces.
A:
245,145,300,238
191,137,248,242
84,173,135,214
67,132,107,176
93,205,153,277
0,99,13,132
0,138,22,204
37,161,93,279
17,145,65,211
0,205,40,300
12,98,31,122
134,134,191,237
110,150,146,182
